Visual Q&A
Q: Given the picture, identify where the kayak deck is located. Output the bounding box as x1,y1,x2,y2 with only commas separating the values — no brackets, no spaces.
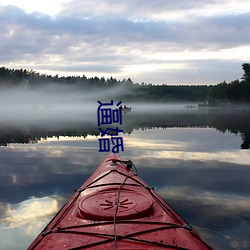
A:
28,153,213,249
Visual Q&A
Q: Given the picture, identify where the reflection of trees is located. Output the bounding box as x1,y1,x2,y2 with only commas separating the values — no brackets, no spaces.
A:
201,109,250,149
0,133,38,146
122,109,250,150
241,133,250,149
0,109,250,149
0,123,100,146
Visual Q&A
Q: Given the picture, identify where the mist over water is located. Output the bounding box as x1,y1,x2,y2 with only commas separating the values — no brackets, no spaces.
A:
0,84,197,124
0,85,95,122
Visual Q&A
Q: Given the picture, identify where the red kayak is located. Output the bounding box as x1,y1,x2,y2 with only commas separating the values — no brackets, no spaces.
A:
28,153,213,249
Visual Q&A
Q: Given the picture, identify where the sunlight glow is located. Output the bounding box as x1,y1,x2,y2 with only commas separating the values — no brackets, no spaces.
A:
154,46,250,62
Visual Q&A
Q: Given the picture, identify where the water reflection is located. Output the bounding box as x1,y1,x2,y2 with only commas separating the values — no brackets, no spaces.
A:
0,108,250,249
0,196,59,228
0,107,250,149
0,196,62,250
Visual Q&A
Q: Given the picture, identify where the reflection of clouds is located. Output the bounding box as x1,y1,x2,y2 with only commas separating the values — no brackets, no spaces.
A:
0,196,59,230
0,129,249,249
157,186,250,249
123,127,243,152
0,196,61,250
5,128,245,169
154,150,250,166
4,142,100,177
1,125,249,249
125,136,185,150
194,223,250,250
122,128,249,166
157,186,250,216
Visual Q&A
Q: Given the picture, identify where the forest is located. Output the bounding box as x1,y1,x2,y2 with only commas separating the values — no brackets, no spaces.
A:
0,63,249,104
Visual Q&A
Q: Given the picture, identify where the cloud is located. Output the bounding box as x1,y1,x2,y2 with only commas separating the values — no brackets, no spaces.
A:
0,1,250,84
14,6,249,49
58,0,243,19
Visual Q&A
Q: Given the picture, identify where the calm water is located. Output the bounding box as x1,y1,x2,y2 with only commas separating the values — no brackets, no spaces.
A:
0,105,250,249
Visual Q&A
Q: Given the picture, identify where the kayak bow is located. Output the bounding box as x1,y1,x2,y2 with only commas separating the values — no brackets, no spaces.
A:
28,153,213,249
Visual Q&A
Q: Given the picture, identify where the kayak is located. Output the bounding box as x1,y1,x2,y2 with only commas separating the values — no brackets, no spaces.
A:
28,153,213,249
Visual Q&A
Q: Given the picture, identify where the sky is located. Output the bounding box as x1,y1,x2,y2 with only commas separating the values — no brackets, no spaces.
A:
0,0,250,85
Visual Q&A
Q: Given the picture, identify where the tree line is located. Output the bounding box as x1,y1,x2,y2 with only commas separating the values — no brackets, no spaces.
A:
0,63,249,104
208,63,250,105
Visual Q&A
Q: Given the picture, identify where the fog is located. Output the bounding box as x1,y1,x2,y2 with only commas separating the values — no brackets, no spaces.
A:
0,85,195,125
0,85,127,123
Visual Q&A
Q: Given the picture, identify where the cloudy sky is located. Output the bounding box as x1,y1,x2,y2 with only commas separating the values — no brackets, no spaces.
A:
0,0,250,85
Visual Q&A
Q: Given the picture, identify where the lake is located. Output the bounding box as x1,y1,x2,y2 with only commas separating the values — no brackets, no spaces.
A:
0,104,250,249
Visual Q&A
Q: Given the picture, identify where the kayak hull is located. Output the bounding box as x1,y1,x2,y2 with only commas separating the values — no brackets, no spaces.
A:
28,153,213,249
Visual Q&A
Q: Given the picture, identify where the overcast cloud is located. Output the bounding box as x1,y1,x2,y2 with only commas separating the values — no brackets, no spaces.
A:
0,0,250,84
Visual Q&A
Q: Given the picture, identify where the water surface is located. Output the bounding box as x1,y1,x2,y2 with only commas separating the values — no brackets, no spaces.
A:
0,106,250,249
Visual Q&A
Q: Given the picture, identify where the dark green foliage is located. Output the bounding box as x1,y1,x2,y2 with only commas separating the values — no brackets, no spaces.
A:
242,63,250,82
209,63,250,104
0,63,250,104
